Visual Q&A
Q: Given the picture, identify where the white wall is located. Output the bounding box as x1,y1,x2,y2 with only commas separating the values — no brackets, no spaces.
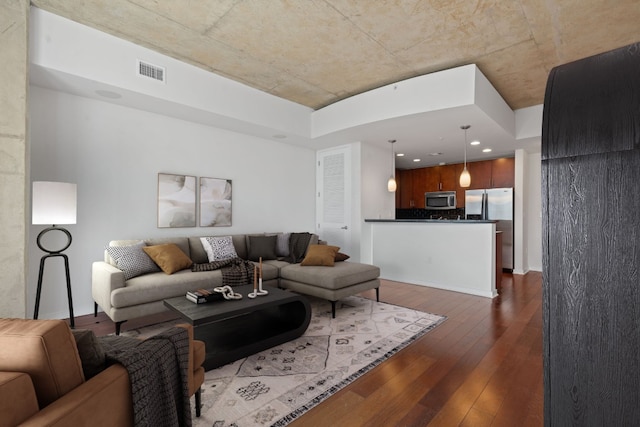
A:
525,151,542,271
28,86,316,319
514,106,543,274
514,146,542,274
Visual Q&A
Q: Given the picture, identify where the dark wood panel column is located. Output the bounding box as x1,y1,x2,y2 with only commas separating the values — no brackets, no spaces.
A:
542,42,640,426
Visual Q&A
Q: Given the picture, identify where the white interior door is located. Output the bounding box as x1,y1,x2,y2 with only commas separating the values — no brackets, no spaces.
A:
317,146,352,255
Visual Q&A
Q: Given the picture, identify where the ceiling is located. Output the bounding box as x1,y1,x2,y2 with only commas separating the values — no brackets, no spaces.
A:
30,0,640,168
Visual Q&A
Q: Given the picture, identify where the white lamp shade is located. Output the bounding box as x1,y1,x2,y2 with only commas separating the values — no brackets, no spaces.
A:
387,176,397,192
32,181,77,225
459,168,471,188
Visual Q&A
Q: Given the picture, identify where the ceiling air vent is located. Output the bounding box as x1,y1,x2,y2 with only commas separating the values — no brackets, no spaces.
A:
137,60,165,83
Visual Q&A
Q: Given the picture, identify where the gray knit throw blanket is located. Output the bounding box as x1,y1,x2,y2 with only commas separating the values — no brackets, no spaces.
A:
288,232,312,263
191,257,255,286
103,327,192,427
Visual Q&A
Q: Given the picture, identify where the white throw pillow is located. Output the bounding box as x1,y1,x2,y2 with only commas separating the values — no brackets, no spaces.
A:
200,236,238,262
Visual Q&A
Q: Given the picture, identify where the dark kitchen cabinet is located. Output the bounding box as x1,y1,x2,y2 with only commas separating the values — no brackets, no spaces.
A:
466,160,492,189
410,168,427,208
490,157,514,188
397,168,424,208
398,158,515,209
542,42,640,426
396,169,413,208
424,164,457,192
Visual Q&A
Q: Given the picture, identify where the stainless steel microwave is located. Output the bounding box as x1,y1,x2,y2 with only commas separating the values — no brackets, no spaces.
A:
425,191,456,210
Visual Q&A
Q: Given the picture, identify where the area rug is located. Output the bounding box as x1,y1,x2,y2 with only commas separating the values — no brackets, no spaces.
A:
123,295,446,427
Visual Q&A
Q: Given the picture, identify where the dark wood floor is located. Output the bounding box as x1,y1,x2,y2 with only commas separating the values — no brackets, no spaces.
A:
75,272,543,427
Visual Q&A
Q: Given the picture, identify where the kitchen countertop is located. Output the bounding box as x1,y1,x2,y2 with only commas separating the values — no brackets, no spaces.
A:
365,218,497,224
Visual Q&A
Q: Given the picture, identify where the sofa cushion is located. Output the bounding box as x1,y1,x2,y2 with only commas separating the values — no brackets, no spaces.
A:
143,243,193,274
0,319,85,408
247,235,278,261
301,245,340,266
280,261,380,291
111,270,224,308
106,242,160,280
201,236,238,261
71,329,106,379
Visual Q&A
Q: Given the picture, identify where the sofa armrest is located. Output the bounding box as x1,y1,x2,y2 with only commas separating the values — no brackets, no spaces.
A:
19,365,134,427
92,261,126,314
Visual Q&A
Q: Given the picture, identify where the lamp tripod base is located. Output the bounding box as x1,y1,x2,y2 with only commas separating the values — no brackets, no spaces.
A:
33,226,74,328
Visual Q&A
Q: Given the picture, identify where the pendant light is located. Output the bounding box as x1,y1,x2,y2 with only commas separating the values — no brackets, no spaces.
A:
459,125,471,188
387,139,397,192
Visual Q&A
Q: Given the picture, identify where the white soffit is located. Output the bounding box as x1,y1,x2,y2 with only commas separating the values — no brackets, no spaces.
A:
28,7,313,145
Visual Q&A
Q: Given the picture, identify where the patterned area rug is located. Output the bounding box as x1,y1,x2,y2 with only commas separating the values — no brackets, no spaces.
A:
124,295,445,427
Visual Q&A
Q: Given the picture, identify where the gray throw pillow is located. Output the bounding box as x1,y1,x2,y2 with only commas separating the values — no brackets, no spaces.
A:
276,233,291,257
72,329,106,379
247,235,277,261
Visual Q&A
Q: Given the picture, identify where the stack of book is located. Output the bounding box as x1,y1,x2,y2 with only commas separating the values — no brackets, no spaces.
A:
185,288,223,304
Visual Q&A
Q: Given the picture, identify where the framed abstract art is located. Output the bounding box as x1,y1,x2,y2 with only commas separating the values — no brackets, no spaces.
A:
157,173,197,228
199,177,232,227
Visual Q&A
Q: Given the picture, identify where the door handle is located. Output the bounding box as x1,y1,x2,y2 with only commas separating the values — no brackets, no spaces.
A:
341,226,348,230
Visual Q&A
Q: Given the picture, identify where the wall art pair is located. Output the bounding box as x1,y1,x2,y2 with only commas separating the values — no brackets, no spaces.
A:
157,173,232,228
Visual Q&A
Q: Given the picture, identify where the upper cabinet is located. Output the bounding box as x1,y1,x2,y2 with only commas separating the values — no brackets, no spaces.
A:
490,157,515,188
458,158,514,190
396,157,515,209
466,160,493,189
410,168,427,208
397,168,416,208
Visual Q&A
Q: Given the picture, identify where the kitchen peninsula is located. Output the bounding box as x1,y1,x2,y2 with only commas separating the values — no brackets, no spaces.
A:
362,219,498,298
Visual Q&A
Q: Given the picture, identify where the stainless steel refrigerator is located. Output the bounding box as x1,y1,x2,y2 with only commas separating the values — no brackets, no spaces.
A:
465,188,513,271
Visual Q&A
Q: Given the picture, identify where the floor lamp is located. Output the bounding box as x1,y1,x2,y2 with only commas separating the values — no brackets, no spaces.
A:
32,181,77,327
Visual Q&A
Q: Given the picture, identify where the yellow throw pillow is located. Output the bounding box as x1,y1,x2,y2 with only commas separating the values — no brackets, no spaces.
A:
143,243,193,274
301,244,340,267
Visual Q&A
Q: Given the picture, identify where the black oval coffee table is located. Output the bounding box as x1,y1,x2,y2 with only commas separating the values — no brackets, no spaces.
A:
164,285,311,371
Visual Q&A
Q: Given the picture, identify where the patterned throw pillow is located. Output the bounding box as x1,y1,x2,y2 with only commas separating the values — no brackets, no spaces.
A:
200,236,238,262
106,242,160,280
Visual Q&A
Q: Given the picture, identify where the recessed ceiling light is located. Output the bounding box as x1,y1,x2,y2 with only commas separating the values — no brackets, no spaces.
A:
428,152,443,156
471,140,480,145
482,148,492,153
439,162,446,166
396,153,405,157
413,158,421,162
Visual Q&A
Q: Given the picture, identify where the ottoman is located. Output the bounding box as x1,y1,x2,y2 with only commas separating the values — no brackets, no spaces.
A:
279,261,381,317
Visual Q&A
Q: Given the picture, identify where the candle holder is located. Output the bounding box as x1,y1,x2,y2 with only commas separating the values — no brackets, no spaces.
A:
248,259,269,298
248,278,269,298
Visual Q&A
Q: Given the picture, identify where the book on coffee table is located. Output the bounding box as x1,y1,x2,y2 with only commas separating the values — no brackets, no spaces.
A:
185,289,223,304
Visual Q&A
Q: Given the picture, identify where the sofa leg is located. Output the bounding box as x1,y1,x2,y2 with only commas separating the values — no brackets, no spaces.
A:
195,387,202,417
376,287,380,302
330,301,336,318
115,321,126,336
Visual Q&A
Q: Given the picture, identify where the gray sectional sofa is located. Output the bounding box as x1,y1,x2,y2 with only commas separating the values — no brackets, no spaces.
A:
92,233,380,334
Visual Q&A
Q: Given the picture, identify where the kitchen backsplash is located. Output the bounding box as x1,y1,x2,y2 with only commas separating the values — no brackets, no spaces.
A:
396,208,466,220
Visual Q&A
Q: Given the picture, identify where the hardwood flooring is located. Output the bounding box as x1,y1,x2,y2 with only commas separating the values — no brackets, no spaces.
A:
74,271,543,427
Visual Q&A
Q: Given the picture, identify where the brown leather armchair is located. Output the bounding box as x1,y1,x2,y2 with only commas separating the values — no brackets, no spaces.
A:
0,318,205,427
